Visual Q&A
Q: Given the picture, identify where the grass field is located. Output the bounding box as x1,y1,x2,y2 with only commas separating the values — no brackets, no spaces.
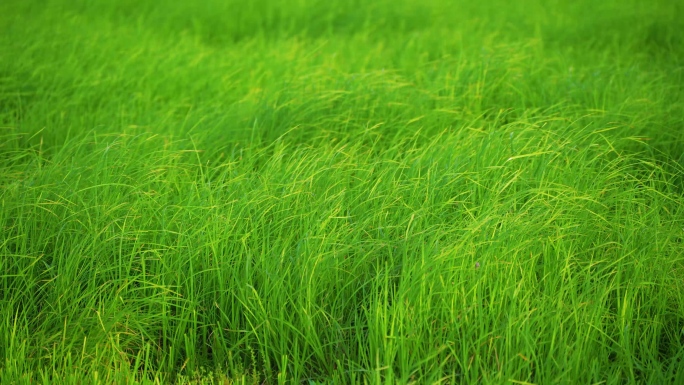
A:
2,0,684,383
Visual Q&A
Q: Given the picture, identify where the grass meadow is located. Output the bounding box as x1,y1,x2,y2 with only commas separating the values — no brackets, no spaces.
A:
2,0,684,383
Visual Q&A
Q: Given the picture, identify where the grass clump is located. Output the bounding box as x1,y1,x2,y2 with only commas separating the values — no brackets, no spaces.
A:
1,0,684,383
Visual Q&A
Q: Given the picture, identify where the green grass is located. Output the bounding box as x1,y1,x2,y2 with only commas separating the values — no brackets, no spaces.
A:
2,0,684,383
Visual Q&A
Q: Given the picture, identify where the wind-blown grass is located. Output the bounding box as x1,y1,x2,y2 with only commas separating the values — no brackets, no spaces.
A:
1,0,684,383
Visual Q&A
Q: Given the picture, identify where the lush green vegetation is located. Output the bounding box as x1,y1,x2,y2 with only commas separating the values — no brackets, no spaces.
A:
1,0,683,383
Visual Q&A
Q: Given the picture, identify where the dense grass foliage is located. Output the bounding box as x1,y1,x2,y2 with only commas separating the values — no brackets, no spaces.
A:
2,0,684,383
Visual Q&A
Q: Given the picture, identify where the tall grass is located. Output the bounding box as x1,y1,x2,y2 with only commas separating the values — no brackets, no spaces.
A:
1,0,683,383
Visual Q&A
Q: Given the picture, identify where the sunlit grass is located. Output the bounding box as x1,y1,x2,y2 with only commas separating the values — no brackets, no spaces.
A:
1,0,683,383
